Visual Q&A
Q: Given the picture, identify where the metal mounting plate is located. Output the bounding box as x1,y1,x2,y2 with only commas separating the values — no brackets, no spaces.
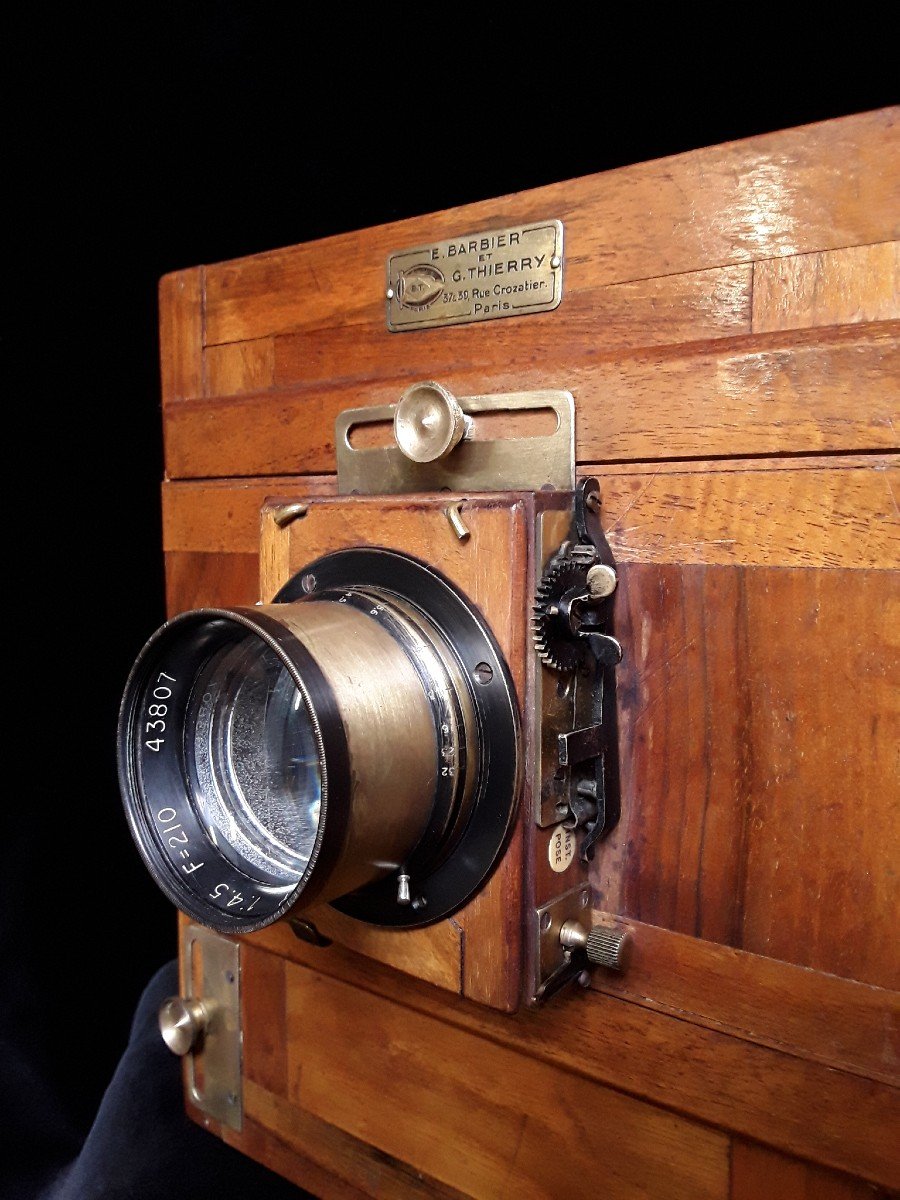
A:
335,390,575,495
181,925,242,1131
531,884,593,1004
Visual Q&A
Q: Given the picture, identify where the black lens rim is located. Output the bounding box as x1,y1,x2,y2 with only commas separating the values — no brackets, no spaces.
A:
117,608,351,933
276,547,521,929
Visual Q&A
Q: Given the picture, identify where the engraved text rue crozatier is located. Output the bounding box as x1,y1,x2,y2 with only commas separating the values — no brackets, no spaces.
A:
386,220,563,332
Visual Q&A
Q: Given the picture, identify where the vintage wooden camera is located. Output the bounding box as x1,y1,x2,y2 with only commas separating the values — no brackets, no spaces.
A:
117,111,897,1198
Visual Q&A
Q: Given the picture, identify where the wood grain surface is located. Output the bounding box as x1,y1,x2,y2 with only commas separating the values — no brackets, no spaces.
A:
159,267,204,403
162,456,898,567
730,1141,890,1200
164,550,259,613
586,915,898,1084
285,965,731,1200
197,109,897,346
601,562,899,989
233,931,899,1189
205,335,275,396
752,241,899,333
163,325,898,477
270,263,756,384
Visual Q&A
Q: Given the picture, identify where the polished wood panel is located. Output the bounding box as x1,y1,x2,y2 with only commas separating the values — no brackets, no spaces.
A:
270,264,754,389
164,550,259,614
189,931,468,1198
601,455,898,569
241,1081,473,1199
603,562,899,989
730,1141,889,1200
587,916,898,1084
241,944,287,1098
239,930,899,1188
162,455,897,565
303,905,463,995
285,964,731,1200
162,475,334,554
163,326,899,477
159,267,204,403
224,1118,367,1200
738,567,899,987
205,335,275,396
753,241,899,333
200,110,898,346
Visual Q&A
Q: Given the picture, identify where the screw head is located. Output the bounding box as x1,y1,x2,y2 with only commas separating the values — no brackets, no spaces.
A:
550,255,561,269
386,287,394,300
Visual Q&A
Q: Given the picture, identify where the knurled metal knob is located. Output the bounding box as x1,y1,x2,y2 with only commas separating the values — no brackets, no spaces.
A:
158,996,209,1056
584,924,630,970
559,919,631,971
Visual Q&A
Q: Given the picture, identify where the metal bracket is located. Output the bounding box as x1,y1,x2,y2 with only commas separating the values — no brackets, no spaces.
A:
335,388,575,495
535,477,619,854
530,884,593,1004
180,925,243,1131
535,482,623,846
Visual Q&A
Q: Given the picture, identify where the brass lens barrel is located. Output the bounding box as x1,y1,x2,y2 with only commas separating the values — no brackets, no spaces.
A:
258,596,470,901
118,549,519,933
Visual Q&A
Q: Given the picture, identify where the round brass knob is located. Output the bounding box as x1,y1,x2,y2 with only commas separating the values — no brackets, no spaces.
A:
158,996,209,1056
586,563,618,598
394,381,470,463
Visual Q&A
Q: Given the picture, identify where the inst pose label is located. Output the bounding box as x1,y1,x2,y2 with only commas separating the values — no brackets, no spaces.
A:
386,219,563,331
548,823,576,873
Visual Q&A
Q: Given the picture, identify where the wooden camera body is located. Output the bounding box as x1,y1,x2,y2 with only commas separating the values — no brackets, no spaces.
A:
150,110,897,1197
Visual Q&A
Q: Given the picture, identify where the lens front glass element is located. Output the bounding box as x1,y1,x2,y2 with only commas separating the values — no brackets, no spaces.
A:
185,633,322,887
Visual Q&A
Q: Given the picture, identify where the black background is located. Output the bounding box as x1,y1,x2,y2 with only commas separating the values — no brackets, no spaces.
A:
5,6,894,1194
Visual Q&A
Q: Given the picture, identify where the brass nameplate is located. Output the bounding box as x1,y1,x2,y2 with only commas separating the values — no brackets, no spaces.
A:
386,219,563,332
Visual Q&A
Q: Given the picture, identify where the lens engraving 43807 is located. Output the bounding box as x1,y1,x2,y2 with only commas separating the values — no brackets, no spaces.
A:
144,670,177,753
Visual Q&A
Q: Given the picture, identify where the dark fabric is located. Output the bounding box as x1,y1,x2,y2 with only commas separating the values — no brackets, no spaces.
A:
1,962,308,1200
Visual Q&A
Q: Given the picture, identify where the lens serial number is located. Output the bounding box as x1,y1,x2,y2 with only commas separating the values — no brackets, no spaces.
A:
145,671,176,752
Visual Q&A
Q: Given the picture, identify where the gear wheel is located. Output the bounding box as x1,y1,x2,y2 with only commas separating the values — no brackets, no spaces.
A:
531,558,589,671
